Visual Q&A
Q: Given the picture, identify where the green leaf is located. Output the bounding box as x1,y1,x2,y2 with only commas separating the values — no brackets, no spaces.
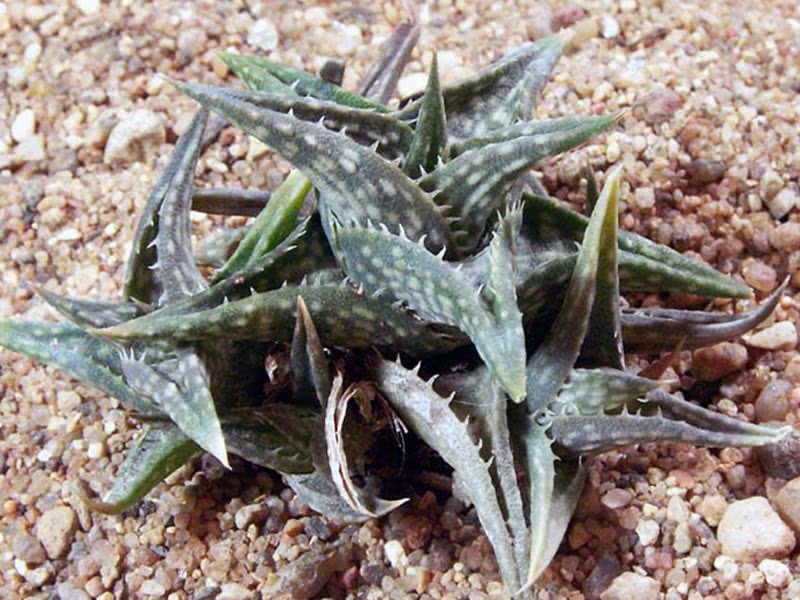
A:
399,33,568,141
357,18,420,103
0,319,158,415
37,289,143,328
526,167,622,416
220,52,390,111
584,163,599,215
221,412,314,474
334,224,525,401
420,114,619,250
403,54,447,178
177,82,455,254
582,168,624,369
97,282,464,356
125,109,209,306
213,170,311,283
120,348,229,467
376,359,521,592
621,280,785,353
291,296,332,407
521,191,751,299
557,368,661,416
79,424,200,515
219,52,295,93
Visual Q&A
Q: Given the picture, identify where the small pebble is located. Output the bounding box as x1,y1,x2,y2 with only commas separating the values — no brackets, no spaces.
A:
717,497,796,561
755,429,800,479
758,559,791,588
635,520,660,546
774,477,800,533
691,342,748,381
601,488,632,509
601,15,620,38
742,259,777,293
398,72,428,98
104,110,165,165
687,159,726,185
766,188,798,220
633,187,655,209
140,580,166,596
600,572,659,600
746,322,797,351
13,135,46,162
769,222,800,252
37,506,77,559
754,379,791,422
247,18,279,51
76,0,101,15
218,582,254,600
384,540,407,569
638,86,682,124
11,109,35,143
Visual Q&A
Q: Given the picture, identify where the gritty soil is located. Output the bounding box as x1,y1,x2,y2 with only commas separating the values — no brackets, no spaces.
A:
1,1,800,599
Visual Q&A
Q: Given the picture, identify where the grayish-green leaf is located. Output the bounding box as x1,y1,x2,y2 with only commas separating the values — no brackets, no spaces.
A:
522,192,751,299
420,114,619,249
0,319,158,415
526,167,621,415
220,52,390,111
178,82,455,254
551,411,788,457
126,109,209,306
195,227,247,268
558,368,661,416
376,359,520,592
335,225,525,401
398,33,568,141
404,54,447,178
79,424,200,515
37,289,143,329
120,348,228,467
97,282,464,356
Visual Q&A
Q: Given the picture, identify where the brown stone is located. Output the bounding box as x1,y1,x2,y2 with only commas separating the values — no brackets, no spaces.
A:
691,342,748,381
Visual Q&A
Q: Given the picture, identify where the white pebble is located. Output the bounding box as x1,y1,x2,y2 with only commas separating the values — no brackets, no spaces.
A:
104,109,165,164
746,322,798,351
13,135,46,162
398,73,428,98
767,188,798,220
246,136,270,161
76,0,101,15
758,559,791,588
331,21,362,56
247,18,279,51
601,15,620,38
24,42,42,62
384,539,407,569
11,109,36,143
635,519,660,546
87,442,105,459
717,497,796,561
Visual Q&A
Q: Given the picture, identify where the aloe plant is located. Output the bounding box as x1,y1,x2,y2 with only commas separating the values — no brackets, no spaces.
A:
0,17,788,597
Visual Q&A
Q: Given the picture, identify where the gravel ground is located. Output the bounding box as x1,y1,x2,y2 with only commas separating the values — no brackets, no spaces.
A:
1,1,800,599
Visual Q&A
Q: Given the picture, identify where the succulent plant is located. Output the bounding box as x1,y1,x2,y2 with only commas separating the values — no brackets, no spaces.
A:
0,17,790,597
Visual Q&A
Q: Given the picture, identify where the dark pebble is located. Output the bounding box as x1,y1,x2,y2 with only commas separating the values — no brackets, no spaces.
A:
687,159,726,185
